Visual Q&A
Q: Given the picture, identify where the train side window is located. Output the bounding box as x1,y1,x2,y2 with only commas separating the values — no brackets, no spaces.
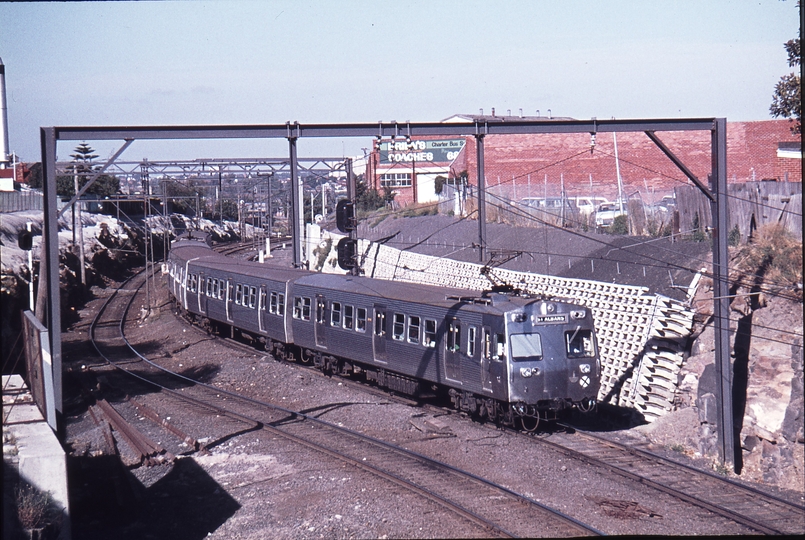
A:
330,302,341,326
235,284,243,305
446,322,461,352
407,316,420,344
468,326,477,357
248,286,257,309
392,313,405,341
424,319,437,348
374,310,386,336
483,329,491,360
344,305,354,330
218,280,225,300
278,293,285,315
356,307,367,333
316,298,326,324
494,334,507,361
293,296,311,321
270,292,278,314
566,328,595,358
206,278,213,297
259,291,266,311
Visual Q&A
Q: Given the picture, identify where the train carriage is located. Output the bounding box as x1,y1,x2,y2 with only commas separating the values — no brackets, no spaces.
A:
167,235,600,427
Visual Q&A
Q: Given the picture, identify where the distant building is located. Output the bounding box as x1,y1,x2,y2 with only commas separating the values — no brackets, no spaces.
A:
365,115,801,206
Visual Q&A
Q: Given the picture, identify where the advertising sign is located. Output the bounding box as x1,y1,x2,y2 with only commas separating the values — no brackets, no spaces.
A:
379,139,465,164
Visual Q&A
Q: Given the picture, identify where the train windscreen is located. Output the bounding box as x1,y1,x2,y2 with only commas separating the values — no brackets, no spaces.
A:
510,333,543,361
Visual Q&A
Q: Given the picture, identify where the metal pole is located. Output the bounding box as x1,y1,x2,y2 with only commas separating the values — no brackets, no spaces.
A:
711,118,734,471
74,171,86,287
39,127,63,437
475,134,486,262
288,134,303,267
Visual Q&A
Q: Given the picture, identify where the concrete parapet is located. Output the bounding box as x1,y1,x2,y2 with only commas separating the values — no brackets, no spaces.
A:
3,374,70,539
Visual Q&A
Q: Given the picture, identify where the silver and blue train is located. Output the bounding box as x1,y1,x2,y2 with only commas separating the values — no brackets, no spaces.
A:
166,235,600,429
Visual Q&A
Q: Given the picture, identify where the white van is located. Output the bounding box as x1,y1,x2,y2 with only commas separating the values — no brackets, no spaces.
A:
574,197,609,217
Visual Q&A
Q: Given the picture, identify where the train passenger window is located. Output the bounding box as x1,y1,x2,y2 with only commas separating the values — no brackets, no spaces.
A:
374,310,386,336
424,319,437,348
248,287,257,309
316,298,326,324
566,328,595,358
260,291,266,311
330,302,341,326
356,307,367,332
206,278,213,296
510,333,543,362
407,316,420,344
235,284,243,305
344,305,354,330
270,292,279,314
392,313,405,340
468,326,477,357
446,322,461,353
482,329,491,360
278,293,285,315
494,334,507,361
218,280,225,300
293,296,311,320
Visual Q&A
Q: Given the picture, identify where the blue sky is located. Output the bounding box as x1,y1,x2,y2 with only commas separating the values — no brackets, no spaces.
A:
0,0,799,162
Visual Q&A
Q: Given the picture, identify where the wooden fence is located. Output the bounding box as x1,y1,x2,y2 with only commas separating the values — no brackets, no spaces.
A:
675,182,802,242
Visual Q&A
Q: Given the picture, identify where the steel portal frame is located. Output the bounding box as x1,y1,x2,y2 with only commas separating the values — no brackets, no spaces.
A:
39,118,733,468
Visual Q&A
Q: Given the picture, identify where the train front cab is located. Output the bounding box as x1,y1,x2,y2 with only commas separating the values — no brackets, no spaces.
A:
505,301,599,418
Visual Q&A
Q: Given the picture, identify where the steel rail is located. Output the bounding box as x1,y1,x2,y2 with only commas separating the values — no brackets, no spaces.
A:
544,423,805,535
88,266,602,538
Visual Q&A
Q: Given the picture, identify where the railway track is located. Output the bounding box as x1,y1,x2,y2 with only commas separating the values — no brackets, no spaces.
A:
161,262,805,536
542,424,805,536
88,267,603,538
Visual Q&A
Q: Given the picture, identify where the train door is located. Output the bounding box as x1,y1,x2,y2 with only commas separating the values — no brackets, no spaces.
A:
258,286,267,334
225,278,234,322
481,326,507,396
315,294,327,348
372,304,387,363
444,317,462,382
197,272,206,314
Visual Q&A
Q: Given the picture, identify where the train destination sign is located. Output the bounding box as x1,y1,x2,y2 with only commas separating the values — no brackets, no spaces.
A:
379,139,466,164
534,315,567,324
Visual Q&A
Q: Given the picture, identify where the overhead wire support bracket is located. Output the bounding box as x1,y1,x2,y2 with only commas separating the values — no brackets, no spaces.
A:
645,130,715,202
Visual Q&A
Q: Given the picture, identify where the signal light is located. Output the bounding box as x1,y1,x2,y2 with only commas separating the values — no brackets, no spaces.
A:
337,237,357,270
18,230,33,251
336,199,356,233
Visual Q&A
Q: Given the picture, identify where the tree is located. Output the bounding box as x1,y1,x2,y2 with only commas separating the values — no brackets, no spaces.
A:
770,5,801,134
56,142,120,197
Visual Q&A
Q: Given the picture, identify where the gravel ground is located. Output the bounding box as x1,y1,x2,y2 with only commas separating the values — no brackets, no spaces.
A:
61,263,771,539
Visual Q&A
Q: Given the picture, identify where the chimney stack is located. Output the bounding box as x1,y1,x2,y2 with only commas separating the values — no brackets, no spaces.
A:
0,58,9,168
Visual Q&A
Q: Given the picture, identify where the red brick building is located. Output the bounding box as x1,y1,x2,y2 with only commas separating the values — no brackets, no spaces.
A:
366,116,801,205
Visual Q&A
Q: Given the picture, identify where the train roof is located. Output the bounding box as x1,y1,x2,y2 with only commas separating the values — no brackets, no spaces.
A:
171,238,540,312
292,272,528,313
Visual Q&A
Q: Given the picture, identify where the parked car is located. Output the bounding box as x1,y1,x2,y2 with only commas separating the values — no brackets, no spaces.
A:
574,197,609,217
594,202,627,227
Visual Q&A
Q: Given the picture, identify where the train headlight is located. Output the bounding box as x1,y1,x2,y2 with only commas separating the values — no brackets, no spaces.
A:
579,363,591,374
520,367,540,378
570,309,586,319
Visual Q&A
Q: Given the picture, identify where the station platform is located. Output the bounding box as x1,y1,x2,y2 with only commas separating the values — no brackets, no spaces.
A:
3,374,70,539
